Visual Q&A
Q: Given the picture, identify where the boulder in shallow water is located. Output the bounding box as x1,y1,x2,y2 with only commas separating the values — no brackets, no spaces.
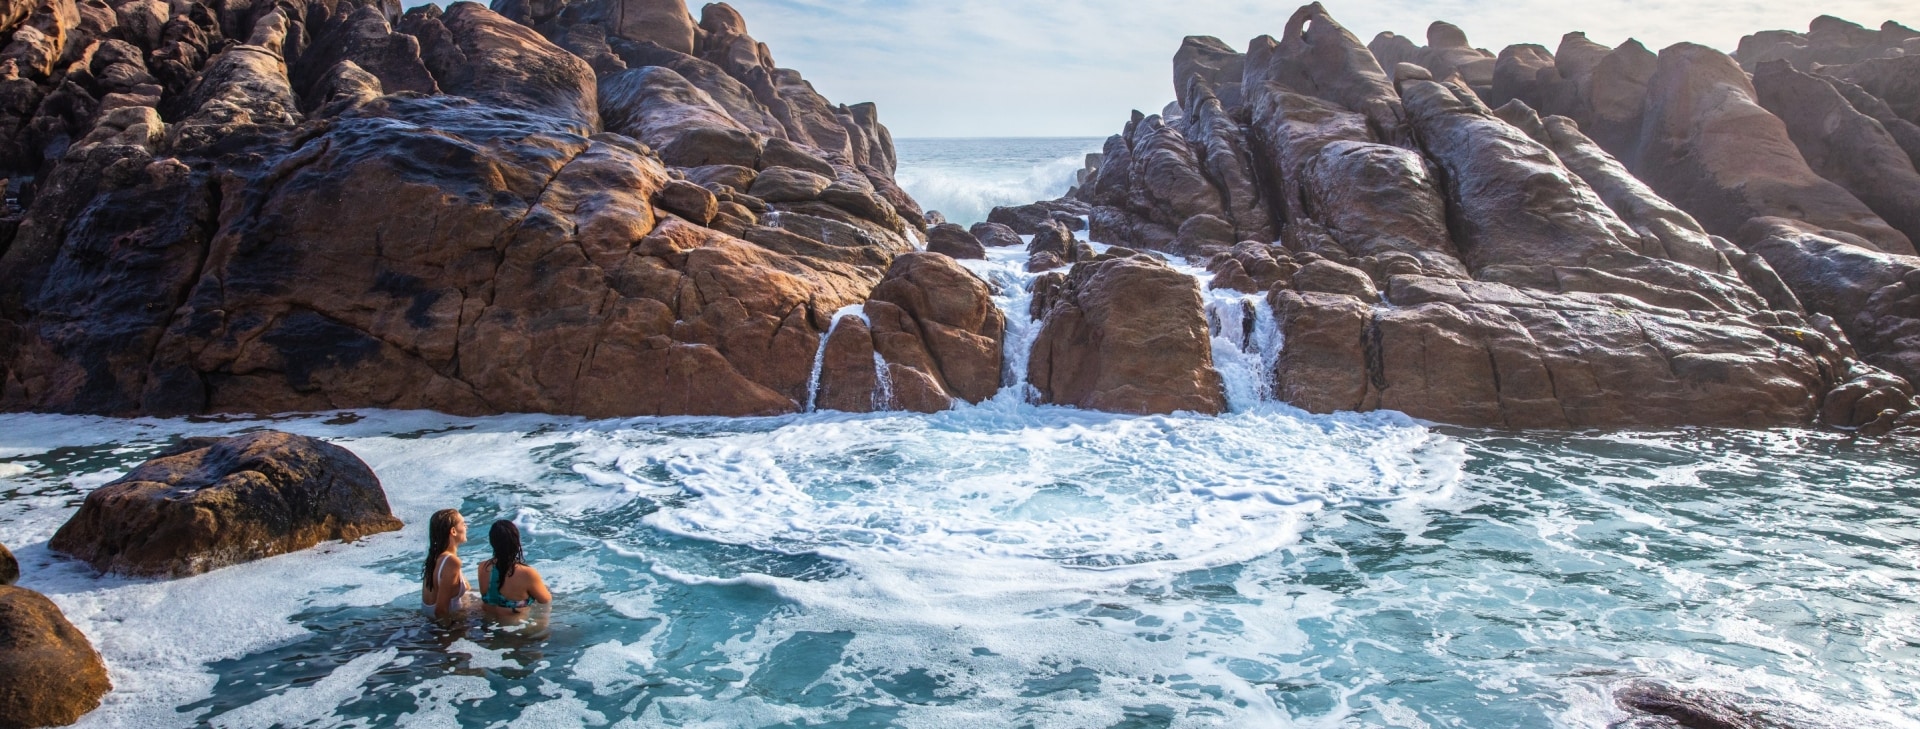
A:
1028,256,1227,415
969,221,1022,248
0,542,15,585
925,223,986,260
0,586,111,728
49,431,403,578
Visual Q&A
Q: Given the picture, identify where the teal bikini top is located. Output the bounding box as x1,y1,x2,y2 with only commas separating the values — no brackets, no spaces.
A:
483,562,534,610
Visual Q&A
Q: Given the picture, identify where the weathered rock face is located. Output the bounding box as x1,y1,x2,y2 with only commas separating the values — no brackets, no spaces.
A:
1035,5,1920,430
49,430,402,577
1631,43,1914,255
0,585,111,729
0,0,926,419
1028,256,1226,415
814,252,1004,412
1739,217,1920,390
1751,60,1920,248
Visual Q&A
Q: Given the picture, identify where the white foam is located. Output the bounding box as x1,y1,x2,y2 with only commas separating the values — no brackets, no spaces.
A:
396,675,494,729
208,647,396,729
896,152,1092,227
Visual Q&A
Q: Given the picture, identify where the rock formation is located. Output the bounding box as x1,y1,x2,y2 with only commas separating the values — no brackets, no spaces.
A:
49,430,402,577
7,0,1920,431
813,252,1004,413
0,0,927,418
1042,6,1920,430
0,540,15,585
1028,256,1227,415
0,585,111,729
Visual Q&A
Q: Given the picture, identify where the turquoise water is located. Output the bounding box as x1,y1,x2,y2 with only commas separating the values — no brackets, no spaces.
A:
3,408,1916,727
0,149,1917,728
894,137,1104,227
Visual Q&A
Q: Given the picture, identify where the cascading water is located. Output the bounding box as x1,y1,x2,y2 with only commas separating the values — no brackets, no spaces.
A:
1,141,1914,729
804,305,869,412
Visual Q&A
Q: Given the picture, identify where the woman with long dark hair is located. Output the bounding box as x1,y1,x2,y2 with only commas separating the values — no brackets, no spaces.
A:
421,509,469,620
477,519,552,623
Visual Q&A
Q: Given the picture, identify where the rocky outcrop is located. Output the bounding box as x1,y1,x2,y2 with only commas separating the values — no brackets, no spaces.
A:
1035,5,1920,430
49,431,401,577
1631,43,1914,255
813,252,1004,412
1739,218,1920,391
0,541,15,585
1028,256,1226,415
0,585,111,728
1369,22,1496,95
1751,60,1920,248
969,221,1021,248
0,0,927,419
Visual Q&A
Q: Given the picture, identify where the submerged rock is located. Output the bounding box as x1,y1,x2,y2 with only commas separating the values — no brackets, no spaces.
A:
49,431,403,577
1614,679,1821,729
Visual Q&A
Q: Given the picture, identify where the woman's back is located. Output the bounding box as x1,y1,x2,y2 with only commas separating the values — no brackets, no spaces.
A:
478,520,552,622
478,559,544,608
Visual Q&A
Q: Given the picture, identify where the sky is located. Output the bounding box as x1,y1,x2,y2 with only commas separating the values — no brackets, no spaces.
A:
702,0,1920,138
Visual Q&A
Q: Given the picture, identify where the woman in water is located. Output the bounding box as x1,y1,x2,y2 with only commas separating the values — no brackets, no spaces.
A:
422,509,469,620
476,520,553,623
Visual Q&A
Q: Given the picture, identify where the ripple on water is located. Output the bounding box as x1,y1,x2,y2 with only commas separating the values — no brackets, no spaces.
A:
0,411,1915,728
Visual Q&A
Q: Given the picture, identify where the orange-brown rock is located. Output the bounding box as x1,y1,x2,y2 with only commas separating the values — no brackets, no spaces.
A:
49,430,402,577
1028,256,1226,415
0,585,110,729
814,253,1003,412
0,541,15,585
0,0,922,420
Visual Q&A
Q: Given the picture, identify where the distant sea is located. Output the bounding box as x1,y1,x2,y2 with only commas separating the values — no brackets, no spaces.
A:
894,137,1106,227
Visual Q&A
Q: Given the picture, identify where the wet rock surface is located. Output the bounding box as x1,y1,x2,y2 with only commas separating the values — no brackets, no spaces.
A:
0,585,111,729
1028,256,1227,415
5,0,1920,430
1029,5,1920,429
0,0,924,418
48,430,402,577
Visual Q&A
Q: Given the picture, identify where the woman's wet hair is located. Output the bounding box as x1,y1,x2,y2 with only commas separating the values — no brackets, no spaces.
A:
423,508,460,588
489,520,523,581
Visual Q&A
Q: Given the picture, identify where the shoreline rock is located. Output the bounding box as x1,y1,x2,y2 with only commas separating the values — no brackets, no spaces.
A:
0,585,112,729
49,431,403,577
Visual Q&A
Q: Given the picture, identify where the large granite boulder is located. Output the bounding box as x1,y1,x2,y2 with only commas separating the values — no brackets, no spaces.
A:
48,431,402,577
814,252,1004,412
1274,276,1831,427
1028,256,1226,415
925,223,985,260
0,586,111,728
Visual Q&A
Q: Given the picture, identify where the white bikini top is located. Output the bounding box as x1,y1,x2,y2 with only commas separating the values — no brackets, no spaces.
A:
424,553,467,605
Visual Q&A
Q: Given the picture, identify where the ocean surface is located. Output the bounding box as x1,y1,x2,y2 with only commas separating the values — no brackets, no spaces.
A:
1,142,1917,729
893,137,1106,227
